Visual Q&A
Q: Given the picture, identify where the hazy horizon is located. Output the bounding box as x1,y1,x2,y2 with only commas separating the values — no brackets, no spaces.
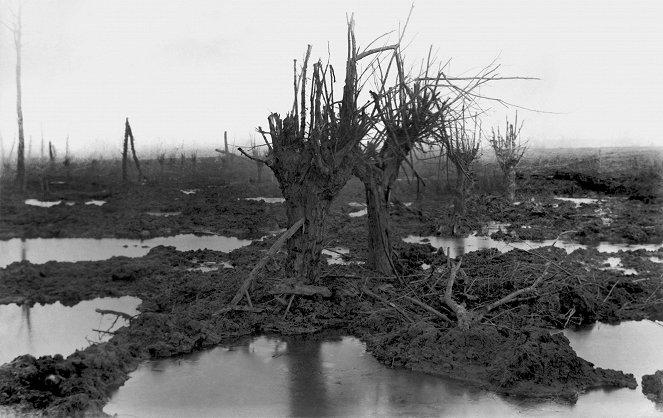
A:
1,0,662,158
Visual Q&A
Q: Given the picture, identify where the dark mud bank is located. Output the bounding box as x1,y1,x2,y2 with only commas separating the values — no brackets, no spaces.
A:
0,244,646,416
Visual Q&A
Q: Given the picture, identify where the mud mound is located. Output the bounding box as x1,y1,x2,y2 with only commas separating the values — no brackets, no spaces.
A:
642,370,663,404
354,320,635,402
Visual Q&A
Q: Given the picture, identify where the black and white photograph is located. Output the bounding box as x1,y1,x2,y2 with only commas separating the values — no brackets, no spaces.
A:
0,1,662,416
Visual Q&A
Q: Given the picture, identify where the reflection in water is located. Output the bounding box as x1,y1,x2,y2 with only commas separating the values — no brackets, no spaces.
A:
20,237,26,262
105,332,663,418
0,235,253,268
0,296,141,365
284,337,328,417
404,234,663,259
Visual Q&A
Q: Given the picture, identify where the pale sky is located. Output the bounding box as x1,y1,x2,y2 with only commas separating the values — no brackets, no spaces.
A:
1,0,662,158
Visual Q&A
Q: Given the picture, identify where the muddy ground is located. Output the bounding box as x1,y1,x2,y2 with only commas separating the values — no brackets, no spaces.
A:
0,151,662,416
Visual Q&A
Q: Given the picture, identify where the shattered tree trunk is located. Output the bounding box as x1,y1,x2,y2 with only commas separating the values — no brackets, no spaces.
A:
260,21,381,284
281,179,336,283
124,118,144,182
122,124,129,183
362,167,394,274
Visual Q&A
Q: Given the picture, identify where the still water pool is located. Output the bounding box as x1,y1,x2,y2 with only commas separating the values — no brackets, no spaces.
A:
104,322,663,417
0,235,252,268
0,296,141,365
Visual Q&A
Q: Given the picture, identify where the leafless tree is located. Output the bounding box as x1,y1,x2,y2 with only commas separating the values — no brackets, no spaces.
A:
354,51,444,274
438,106,482,216
2,2,26,188
490,113,527,203
239,19,401,283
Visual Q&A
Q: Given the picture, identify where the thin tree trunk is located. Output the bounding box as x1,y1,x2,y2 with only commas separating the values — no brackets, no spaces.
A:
505,166,516,203
454,162,467,215
14,8,25,188
122,122,129,182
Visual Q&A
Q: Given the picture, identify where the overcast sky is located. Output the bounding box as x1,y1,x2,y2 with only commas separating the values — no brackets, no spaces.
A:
1,0,661,158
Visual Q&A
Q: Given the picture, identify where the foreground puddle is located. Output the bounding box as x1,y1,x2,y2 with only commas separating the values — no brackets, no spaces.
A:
105,330,663,417
404,235,663,259
0,235,252,268
0,296,141,365
563,320,663,416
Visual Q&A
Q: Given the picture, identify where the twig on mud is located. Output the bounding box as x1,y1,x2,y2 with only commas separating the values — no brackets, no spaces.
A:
644,277,663,304
361,285,415,323
402,295,453,324
602,279,621,305
283,294,296,319
229,218,304,307
520,248,580,284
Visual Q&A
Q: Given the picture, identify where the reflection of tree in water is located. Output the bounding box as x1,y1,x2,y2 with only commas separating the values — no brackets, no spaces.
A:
20,302,34,353
20,237,26,262
284,337,330,417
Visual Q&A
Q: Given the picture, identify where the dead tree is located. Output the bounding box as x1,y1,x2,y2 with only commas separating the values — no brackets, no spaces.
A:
3,4,25,187
354,66,443,274
122,118,144,182
239,19,392,284
490,113,527,203
437,107,482,216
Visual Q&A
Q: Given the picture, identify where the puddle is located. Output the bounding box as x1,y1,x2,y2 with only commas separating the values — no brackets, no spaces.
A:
322,247,350,265
180,189,198,195
65,201,76,206
349,208,367,217
650,257,663,264
244,197,285,203
0,296,141,365
145,211,182,217
85,200,107,206
186,261,234,272
24,199,62,208
403,235,663,259
563,320,663,415
0,235,252,268
554,197,600,207
105,331,663,417
600,257,638,275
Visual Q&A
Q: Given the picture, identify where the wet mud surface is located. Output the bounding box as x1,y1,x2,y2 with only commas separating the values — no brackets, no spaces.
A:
1,156,662,416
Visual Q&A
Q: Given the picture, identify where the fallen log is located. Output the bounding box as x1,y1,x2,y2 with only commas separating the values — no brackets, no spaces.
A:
229,218,304,306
